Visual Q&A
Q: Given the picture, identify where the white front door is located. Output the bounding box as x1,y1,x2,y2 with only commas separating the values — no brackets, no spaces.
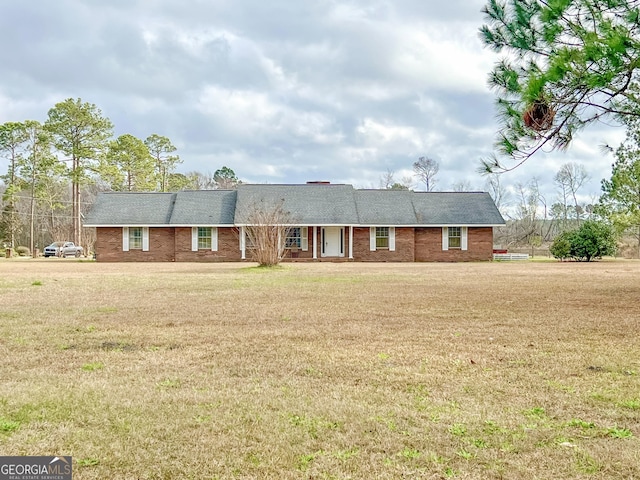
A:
322,227,344,257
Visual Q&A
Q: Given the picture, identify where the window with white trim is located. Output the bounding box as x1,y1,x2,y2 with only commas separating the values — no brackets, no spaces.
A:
448,226,462,249
129,227,143,250
198,227,212,249
442,226,467,251
192,227,218,251
285,227,301,248
369,226,396,251
376,227,389,248
123,227,149,252
284,226,308,250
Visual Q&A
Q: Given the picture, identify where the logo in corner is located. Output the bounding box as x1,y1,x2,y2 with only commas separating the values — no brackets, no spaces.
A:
0,456,72,480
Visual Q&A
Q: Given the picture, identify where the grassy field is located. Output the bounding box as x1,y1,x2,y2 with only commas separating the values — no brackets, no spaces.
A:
0,259,639,479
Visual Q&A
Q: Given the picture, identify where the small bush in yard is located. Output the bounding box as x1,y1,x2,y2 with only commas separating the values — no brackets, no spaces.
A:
570,220,616,261
15,246,30,256
551,220,616,262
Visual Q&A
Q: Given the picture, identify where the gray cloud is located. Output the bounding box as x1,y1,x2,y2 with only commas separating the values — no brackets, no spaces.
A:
0,0,621,206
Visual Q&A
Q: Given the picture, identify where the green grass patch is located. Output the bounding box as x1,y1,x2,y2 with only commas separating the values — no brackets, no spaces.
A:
0,419,20,434
81,362,104,372
156,379,181,389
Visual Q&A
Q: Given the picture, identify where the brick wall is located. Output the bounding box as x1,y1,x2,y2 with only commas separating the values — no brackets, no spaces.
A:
95,225,495,262
415,227,494,262
95,227,175,262
352,227,415,262
174,227,243,262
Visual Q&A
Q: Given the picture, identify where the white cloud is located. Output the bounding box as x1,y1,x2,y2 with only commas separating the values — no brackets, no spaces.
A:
391,25,494,93
356,118,440,152
196,85,343,147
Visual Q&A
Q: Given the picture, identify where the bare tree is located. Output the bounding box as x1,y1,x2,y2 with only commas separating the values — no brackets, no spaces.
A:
39,178,70,244
484,174,510,214
379,169,395,189
399,175,415,190
554,174,571,229
413,156,439,191
185,171,216,190
451,180,474,192
242,200,295,267
554,163,589,223
516,181,539,228
379,169,414,190
502,177,556,250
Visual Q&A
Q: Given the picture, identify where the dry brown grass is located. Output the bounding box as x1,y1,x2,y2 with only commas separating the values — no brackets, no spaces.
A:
0,259,639,479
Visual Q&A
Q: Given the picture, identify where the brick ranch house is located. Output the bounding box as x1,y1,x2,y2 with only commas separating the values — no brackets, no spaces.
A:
83,183,505,262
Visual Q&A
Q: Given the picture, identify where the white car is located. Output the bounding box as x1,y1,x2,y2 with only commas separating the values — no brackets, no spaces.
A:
43,242,84,258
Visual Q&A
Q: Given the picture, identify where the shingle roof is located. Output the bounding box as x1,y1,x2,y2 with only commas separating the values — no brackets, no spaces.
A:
411,192,505,225
170,190,236,225
234,184,359,225
83,192,176,226
83,185,505,227
354,190,416,225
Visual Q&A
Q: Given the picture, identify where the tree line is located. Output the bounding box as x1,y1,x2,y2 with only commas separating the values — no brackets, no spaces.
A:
0,98,240,254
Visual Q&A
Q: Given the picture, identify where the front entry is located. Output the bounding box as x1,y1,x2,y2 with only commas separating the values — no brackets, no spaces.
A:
321,227,344,257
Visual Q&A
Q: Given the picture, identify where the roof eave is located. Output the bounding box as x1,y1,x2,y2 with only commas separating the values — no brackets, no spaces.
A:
169,224,235,227
83,224,169,228
85,223,505,228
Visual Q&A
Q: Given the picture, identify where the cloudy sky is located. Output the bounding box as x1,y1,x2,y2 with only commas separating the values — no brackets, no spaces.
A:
0,0,627,209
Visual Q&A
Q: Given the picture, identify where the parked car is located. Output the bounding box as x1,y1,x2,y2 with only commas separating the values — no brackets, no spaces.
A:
43,241,84,258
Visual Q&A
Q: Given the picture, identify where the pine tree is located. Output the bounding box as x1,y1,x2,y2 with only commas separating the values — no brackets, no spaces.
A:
480,0,640,172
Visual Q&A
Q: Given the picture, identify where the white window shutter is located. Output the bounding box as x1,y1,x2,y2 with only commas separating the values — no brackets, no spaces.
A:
389,227,396,252
370,227,376,251
212,227,218,251
122,227,129,252
301,227,308,251
191,227,198,251
142,227,149,252
442,227,449,251
461,227,468,251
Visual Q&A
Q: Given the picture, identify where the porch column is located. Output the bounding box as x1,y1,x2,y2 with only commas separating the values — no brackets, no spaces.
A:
240,226,246,260
349,226,353,259
313,226,317,259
